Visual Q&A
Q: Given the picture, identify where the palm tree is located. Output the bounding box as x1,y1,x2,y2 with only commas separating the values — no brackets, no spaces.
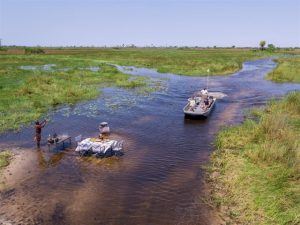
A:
259,40,266,50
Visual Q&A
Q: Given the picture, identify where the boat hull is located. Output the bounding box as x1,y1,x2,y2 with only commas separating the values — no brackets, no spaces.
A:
183,99,216,118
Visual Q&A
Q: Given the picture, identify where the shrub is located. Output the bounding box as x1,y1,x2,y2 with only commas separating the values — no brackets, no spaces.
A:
25,47,45,54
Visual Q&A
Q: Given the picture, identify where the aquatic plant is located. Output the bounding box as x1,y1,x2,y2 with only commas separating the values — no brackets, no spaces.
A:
0,55,148,133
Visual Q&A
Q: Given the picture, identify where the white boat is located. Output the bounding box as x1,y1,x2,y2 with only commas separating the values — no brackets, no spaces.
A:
183,91,216,118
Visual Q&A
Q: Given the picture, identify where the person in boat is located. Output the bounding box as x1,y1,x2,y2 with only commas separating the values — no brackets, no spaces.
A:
195,96,201,105
34,120,47,148
189,99,196,111
203,97,210,110
201,88,208,96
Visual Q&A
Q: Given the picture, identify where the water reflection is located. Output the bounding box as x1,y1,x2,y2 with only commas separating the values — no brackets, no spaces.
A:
19,64,101,72
36,149,66,169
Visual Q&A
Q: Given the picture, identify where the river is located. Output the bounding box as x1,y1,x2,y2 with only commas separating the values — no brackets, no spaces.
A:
0,58,299,225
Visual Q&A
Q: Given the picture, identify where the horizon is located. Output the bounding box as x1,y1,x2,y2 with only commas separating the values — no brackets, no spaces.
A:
1,0,300,47
1,45,299,48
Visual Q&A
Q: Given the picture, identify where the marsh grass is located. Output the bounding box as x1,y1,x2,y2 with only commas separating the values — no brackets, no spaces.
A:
0,55,146,133
8,48,284,76
2,48,300,76
72,48,269,76
44,48,300,76
210,92,300,225
267,57,300,83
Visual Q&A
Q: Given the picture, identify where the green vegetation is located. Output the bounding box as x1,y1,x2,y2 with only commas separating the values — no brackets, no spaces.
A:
46,48,274,76
0,47,8,51
0,55,147,133
25,47,45,54
209,92,300,225
267,57,300,83
260,40,266,50
0,151,12,169
267,44,276,52
2,47,288,76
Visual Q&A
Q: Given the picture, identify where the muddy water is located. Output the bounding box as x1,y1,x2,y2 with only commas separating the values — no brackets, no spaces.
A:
0,59,299,225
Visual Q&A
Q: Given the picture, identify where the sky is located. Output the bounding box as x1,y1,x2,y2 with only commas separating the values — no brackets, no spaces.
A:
0,0,299,47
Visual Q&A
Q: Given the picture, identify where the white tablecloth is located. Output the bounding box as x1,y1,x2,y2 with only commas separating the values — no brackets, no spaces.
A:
75,138,117,154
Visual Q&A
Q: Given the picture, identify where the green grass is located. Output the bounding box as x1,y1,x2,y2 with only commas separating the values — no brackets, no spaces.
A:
267,57,300,83
48,48,276,76
0,55,147,133
209,92,300,225
2,47,289,76
0,151,12,169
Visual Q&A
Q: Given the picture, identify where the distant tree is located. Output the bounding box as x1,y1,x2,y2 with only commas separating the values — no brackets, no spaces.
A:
259,40,266,50
267,44,275,52
213,45,217,49
0,47,7,51
232,45,236,48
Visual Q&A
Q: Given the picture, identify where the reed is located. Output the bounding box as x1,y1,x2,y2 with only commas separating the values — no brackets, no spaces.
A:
267,57,300,83
209,92,300,224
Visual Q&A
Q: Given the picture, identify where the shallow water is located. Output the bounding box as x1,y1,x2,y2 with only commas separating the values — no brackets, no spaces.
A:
1,59,300,225
19,64,100,72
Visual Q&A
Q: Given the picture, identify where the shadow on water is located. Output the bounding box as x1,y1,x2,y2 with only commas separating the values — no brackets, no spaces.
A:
0,58,300,224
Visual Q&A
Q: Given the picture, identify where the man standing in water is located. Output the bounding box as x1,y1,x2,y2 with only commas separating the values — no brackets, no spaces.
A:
34,120,47,148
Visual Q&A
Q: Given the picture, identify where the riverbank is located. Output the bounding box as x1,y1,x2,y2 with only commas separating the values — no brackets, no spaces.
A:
267,57,300,83
208,92,300,224
0,150,12,189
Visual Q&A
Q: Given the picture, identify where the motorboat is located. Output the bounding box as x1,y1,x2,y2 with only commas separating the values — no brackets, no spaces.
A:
183,91,216,118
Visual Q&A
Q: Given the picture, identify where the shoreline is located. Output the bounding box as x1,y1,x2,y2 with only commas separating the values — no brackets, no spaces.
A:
207,92,300,224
